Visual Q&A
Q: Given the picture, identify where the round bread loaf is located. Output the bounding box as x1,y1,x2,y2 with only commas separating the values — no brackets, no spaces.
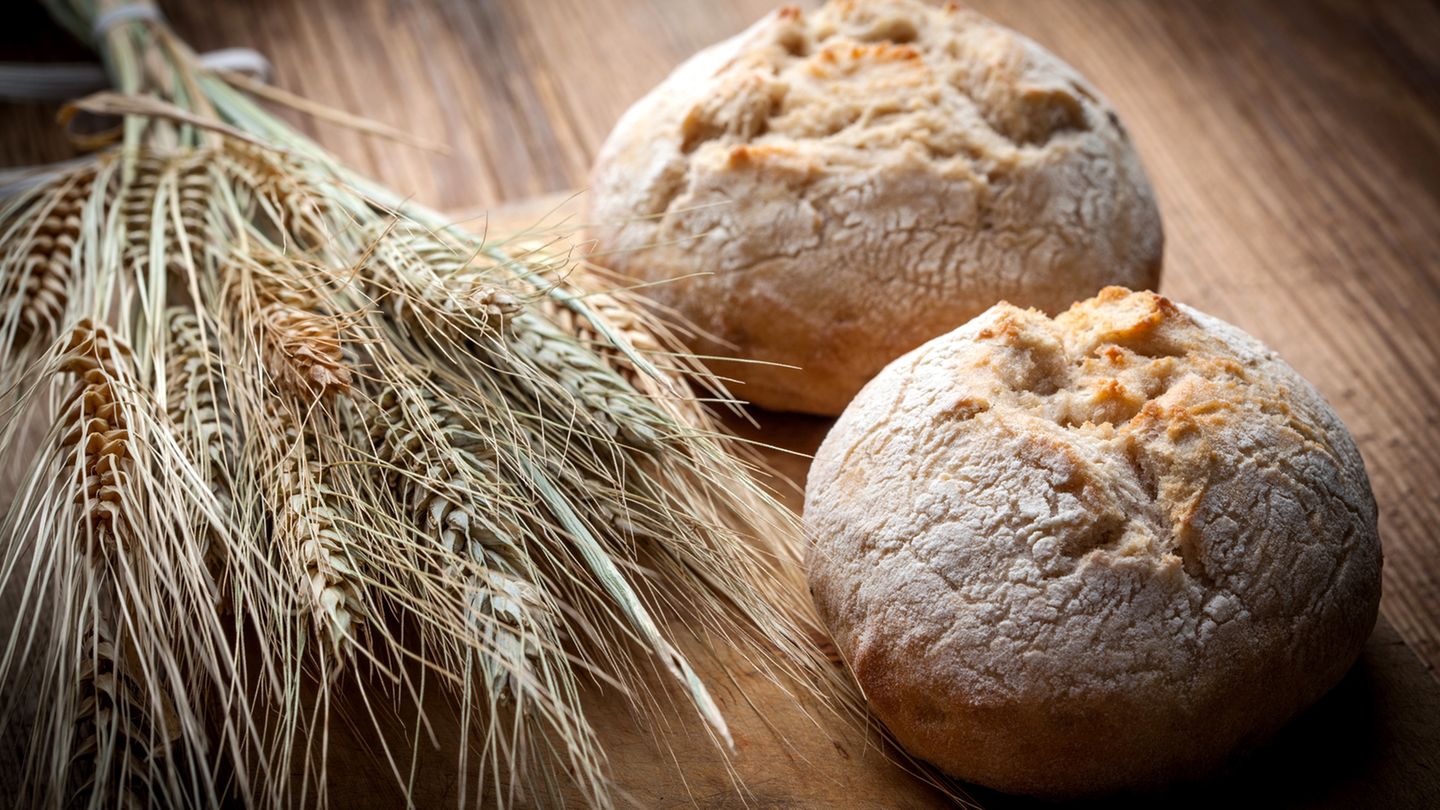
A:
804,288,1382,797
587,0,1163,415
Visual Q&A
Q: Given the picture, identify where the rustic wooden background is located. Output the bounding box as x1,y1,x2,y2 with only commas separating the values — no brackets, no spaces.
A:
143,0,1440,679
2,0,1439,805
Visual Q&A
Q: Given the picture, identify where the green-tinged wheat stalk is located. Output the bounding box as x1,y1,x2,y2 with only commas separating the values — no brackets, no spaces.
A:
504,307,670,449
368,221,524,341
164,308,234,599
263,396,366,666
364,381,609,806
0,142,839,807
0,1,867,808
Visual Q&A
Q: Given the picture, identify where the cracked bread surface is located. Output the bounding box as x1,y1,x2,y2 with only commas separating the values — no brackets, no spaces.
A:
804,287,1382,797
587,0,1163,415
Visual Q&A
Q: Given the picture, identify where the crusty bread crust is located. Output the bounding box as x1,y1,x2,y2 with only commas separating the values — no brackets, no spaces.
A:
804,288,1382,797
588,0,1163,414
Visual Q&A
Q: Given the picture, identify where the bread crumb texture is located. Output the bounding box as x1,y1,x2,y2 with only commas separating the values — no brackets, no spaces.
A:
805,288,1382,797
588,0,1163,414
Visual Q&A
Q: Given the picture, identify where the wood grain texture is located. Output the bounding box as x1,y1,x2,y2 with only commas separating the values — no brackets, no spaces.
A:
482,192,1440,809
102,0,1440,674
2,0,1440,806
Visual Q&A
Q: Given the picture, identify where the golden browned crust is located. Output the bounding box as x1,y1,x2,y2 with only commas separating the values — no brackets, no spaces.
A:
587,0,1163,414
804,288,1382,797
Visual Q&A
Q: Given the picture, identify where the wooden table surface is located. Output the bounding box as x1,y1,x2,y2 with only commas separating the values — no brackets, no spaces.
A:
3,0,1439,806
137,0,1440,677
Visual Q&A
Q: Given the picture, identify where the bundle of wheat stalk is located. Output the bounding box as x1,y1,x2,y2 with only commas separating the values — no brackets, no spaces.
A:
0,2,840,807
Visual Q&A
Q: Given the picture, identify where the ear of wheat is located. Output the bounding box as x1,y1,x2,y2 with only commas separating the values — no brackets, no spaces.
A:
0,2,847,808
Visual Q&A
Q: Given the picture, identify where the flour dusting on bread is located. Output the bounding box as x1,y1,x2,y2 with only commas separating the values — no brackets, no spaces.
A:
589,0,1164,414
805,287,1381,797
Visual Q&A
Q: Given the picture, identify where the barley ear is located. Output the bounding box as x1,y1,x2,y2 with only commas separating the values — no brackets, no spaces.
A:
259,295,353,398
264,398,365,667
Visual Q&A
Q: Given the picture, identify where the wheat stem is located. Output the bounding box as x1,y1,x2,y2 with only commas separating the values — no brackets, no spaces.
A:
0,5,867,802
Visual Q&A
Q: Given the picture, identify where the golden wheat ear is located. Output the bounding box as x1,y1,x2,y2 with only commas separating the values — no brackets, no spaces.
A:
0,318,266,808
1,3,870,806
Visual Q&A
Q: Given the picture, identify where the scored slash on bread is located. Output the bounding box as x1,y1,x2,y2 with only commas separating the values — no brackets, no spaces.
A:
804,287,1382,798
587,0,1163,414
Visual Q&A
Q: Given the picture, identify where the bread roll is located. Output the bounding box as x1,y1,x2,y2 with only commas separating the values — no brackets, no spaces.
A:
588,0,1163,414
804,287,1382,797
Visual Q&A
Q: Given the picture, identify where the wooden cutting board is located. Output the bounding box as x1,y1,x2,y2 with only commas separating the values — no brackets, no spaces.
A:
298,194,1440,808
